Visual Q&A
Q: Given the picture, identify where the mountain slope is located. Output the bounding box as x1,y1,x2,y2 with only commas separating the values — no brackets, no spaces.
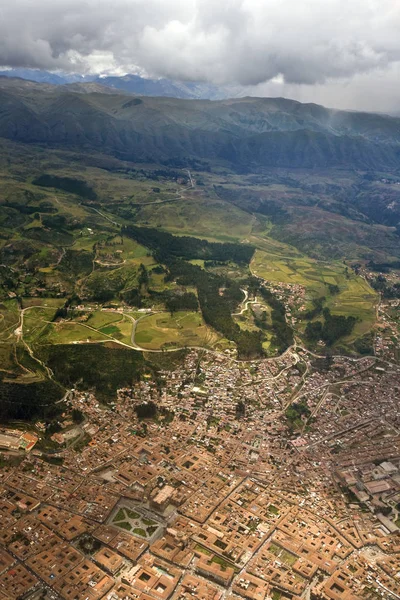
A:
0,78,400,169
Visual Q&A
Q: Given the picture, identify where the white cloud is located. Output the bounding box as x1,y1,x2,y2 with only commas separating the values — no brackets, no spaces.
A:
0,0,399,109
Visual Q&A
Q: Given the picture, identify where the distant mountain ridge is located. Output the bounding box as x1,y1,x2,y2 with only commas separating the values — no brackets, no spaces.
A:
0,68,239,100
0,68,75,85
0,76,400,170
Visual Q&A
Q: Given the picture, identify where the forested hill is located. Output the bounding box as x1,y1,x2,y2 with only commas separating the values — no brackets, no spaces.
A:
1,77,400,169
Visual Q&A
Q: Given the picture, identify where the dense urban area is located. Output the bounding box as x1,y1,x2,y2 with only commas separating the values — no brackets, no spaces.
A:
0,265,399,600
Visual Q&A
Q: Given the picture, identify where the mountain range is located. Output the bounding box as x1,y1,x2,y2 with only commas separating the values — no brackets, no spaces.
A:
0,68,238,100
0,76,400,170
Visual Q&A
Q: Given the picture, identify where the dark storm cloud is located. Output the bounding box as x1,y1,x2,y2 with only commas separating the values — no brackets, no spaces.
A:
1,0,400,88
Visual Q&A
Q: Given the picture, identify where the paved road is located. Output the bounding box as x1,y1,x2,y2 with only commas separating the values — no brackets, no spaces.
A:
233,289,259,316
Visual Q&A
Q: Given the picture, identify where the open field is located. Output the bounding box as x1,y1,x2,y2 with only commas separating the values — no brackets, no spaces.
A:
86,311,122,329
28,319,109,345
86,311,134,344
133,193,256,242
135,311,221,350
95,235,154,266
23,307,57,345
21,307,137,348
0,299,20,340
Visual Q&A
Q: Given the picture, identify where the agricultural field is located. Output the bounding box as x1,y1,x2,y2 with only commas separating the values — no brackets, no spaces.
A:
327,277,378,341
252,249,347,293
251,249,378,342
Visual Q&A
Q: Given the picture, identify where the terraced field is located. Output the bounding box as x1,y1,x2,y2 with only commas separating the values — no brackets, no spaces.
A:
251,249,378,341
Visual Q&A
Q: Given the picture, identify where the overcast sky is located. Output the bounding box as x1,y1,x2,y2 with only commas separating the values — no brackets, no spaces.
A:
1,0,399,112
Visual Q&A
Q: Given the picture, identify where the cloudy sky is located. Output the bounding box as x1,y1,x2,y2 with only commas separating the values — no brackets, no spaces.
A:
1,0,400,112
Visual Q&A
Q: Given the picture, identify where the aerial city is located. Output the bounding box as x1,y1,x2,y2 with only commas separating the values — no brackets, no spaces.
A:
0,1,399,599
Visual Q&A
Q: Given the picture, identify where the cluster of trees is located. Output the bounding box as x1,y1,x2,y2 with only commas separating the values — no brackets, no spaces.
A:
52,294,81,321
285,400,311,429
72,408,84,424
270,306,294,353
33,174,97,200
38,343,147,403
135,401,157,419
354,334,374,355
236,400,246,417
0,378,63,421
302,291,339,323
370,274,400,299
165,292,198,314
368,260,400,273
5,201,56,215
121,287,143,307
302,297,326,320
165,259,263,358
123,227,294,358
130,167,189,183
161,157,211,171
123,225,254,264
138,263,149,291
258,284,294,352
58,249,94,278
328,284,340,295
256,200,289,223
85,271,124,303
41,214,84,232
117,264,151,307
0,264,19,297
305,308,356,345
235,330,264,359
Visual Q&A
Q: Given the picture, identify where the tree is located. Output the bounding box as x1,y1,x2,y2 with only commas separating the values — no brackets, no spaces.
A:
72,409,84,424
236,400,246,418
135,401,157,419
138,263,149,291
328,284,340,295
165,292,198,314
305,321,323,341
